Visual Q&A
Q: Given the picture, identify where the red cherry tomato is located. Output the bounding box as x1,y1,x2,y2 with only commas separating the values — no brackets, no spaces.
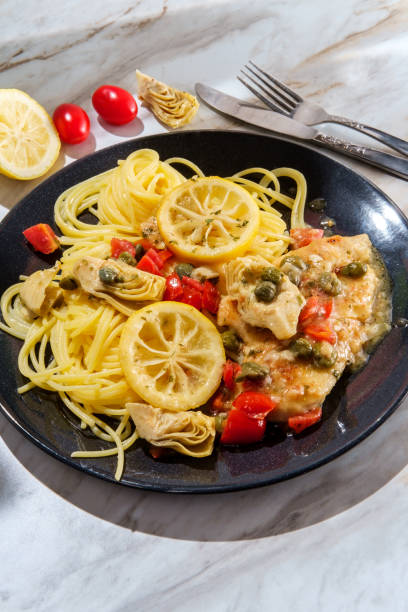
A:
92,85,138,125
53,104,90,144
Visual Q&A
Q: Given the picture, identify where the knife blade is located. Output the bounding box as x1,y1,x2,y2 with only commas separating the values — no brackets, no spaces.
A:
195,83,318,140
195,83,408,180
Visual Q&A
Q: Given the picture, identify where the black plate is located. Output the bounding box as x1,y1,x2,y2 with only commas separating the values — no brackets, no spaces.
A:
1,130,408,493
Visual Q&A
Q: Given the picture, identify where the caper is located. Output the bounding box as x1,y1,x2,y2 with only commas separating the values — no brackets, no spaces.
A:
290,337,313,359
281,255,308,271
318,272,342,296
119,251,136,266
135,243,145,262
99,267,121,284
214,413,227,433
221,330,241,353
308,197,327,212
286,269,301,286
339,261,367,278
254,281,277,303
261,266,282,284
312,343,337,368
175,263,195,279
236,361,269,381
59,276,78,290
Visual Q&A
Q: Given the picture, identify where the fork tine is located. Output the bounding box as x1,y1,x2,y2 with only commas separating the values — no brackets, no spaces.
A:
244,64,295,112
248,60,302,103
237,76,290,116
240,69,293,114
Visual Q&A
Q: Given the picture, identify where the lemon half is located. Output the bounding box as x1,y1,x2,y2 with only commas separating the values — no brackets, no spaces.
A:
157,176,260,263
0,89,60,180
120,301,225,411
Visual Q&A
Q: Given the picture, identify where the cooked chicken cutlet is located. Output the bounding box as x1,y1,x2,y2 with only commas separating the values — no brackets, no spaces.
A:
218,234,391,421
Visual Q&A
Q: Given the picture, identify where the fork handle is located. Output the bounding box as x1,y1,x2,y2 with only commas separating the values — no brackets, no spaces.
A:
327,115,408,157
313,133,408,180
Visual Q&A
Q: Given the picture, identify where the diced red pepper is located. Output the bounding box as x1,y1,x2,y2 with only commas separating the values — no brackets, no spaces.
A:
290,228,324,249
137,247,173,276
182,276,204,292
164,273,184,300
232,391,277,419
298,296,332,327
156,248,173,266
145,248,164,269
136,253,161,275
202,280,220,314
288,407,322,434
304,322,337,344
110,237,136,259
135,238,154,251
220,409,266,445
181,286,202,310
223,360,242,390
23,223,59,255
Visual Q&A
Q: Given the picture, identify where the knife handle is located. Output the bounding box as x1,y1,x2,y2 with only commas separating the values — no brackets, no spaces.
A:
313,133,408,180
327,115,408,157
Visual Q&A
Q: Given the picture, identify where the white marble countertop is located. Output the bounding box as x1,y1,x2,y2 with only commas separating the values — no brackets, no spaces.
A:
1,1,408,610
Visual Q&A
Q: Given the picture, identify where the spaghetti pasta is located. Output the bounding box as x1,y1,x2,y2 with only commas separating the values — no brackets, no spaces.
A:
1,147,308,480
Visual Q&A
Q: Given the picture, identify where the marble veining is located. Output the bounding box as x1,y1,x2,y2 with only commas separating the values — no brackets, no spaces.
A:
0,0,408,610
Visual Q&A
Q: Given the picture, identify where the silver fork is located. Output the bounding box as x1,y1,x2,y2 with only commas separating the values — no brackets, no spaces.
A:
238,61,408,157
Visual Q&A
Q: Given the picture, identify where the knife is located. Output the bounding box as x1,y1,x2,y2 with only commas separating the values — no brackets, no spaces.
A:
195,83,408,180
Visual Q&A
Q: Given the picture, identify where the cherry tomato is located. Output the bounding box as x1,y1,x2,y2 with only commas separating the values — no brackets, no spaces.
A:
92,85,138,125
53,104,90,144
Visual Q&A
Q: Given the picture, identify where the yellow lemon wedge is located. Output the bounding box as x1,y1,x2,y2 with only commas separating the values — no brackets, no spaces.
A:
156,176,260,263
119,301,225,411
0,89,60,180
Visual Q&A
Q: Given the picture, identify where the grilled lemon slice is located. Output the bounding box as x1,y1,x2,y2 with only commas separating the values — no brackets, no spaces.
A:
157,176,260,263
119,301,225,411
0,89,60,180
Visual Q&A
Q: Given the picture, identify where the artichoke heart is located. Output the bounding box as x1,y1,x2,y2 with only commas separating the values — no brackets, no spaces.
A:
224,255,305,340
136,70,199,128
127,402,215,458
73,256,165,316
20,263,62,317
